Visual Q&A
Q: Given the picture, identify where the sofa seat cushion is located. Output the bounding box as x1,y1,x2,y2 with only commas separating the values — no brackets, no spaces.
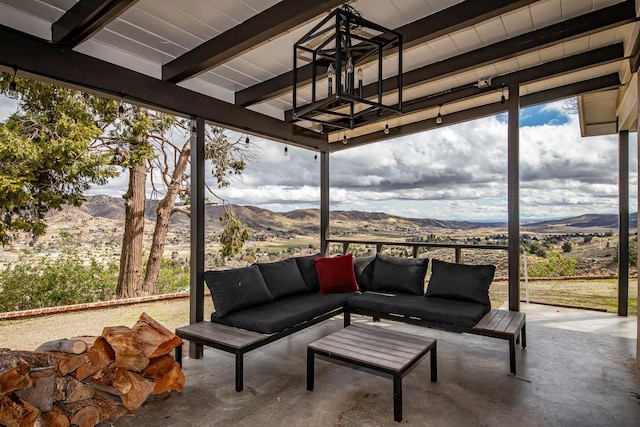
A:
211,292,359,334
346,292,490,328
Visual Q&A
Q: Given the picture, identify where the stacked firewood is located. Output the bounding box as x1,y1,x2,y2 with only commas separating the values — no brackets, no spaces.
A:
0,313,184,427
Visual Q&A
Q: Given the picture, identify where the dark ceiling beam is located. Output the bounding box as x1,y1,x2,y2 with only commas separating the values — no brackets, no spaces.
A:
235,0,538,107
51,0,139,47
285,42,624,123
333,73,621,152
0,25,326,150
358,0,636,100
162,0,344,83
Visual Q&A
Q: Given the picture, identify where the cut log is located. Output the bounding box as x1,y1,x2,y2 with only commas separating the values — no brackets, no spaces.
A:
1,349,55,377
0,393,39,427
15,367,57,411
132,313,183,358
102,326,149,372
54,376,93,403
46,353,90,377
35,340,87,355
55,400,101,427
72,337,115,381
39,407,70,427
118,370,155,411
142,355,184,394
92,391,127,423
90,366,132,395
0,364,32,395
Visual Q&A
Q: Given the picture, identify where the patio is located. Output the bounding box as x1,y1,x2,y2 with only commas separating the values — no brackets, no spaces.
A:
113,303,639,426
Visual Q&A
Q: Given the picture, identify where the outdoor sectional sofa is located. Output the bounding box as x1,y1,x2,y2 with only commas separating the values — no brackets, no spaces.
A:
175,253,526,392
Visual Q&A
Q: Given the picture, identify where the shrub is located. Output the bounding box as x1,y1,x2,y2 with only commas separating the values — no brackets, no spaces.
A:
528,252,576,277
562,241,572,253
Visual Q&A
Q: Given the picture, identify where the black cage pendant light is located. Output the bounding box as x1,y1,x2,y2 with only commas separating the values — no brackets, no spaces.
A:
292,2,402,132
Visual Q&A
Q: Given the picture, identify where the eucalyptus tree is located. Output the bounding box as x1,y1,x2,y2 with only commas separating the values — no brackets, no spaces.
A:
1,75,252,298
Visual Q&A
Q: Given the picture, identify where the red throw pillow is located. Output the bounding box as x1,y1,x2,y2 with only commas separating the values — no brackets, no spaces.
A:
313,254,360,294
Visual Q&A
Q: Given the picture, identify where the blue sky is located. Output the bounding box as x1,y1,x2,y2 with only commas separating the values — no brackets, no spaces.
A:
1,96,637,221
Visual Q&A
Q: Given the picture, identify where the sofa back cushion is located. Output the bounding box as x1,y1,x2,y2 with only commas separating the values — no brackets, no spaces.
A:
203,265,274,318
370,254,428,295
313,254,360,294
257,258,309,299
353,256,375,291
425,259,495,306
295,254,322,291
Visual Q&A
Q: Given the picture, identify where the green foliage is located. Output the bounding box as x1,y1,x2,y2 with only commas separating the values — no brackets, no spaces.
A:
527,252,577,277
0,76,117,244
522,240,546,258
562,241,573,253
219,209,251,257
156,258,189,293
0,237,118,312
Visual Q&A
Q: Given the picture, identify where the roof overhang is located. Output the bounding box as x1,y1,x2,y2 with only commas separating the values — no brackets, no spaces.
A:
0,0,638,150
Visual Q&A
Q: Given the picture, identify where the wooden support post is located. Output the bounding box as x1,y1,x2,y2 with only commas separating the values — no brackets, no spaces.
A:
507,84,521,312
455,247,462,263
618,129,629,316
189,117,205,359
320,151,330,256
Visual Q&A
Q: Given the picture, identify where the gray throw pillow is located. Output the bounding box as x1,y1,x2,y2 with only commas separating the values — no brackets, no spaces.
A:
203,265,273,318
353,256,375,291
257,258,309,299
370,253,429,295
295,254,322,291
425,259,495,306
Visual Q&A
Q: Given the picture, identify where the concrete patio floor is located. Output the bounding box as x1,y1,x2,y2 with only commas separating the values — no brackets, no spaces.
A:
113,303,640,427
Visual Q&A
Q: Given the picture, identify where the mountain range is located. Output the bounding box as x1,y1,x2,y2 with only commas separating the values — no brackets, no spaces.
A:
69,195,636,234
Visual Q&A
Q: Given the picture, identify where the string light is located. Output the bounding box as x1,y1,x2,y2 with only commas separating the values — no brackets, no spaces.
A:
343,132,348,145
5,67,19,100
436,105,443,125
500,84,506,104
384,118,390,135
245,135,250,144
284,146,288,156
314,153,318,161
118,96,125,117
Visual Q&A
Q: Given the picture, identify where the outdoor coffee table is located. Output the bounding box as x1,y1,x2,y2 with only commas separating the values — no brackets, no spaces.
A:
307,323,437,422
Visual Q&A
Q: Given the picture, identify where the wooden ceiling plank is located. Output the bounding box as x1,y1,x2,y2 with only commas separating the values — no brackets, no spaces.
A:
52,0,139,47
162,0,344,83
235,0,539,107
0,24,326,150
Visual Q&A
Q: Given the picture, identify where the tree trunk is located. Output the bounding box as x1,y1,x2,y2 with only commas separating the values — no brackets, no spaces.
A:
143,139,191,294
116,162,147,298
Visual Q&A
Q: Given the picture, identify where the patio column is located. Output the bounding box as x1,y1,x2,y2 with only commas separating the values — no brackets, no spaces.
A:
507,84,520,312
618,130,629,317
189,117,205,359
320,151,330,255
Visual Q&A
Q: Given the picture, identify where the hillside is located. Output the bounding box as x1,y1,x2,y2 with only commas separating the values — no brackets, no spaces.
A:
55,196,637,235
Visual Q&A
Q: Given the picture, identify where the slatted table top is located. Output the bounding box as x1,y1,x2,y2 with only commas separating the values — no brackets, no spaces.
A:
308,324,436,373
176,321,268,350
473,309,526,335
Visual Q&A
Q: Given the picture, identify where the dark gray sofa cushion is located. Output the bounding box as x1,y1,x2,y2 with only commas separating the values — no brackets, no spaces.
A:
203,266,274,318
426,259,495,306
211,292,358,334
295,254,321,291
353,256,375,291
370,254,428,295
347,292,490,328
257,258,309,300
